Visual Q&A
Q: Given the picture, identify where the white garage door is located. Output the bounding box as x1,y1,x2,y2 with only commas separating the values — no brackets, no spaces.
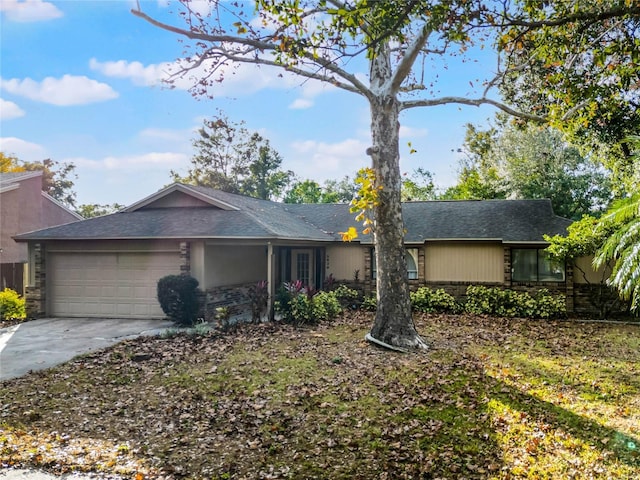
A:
48,251,181,318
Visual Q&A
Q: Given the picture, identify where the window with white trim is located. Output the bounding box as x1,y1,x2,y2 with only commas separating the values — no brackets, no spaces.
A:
371,248,419,280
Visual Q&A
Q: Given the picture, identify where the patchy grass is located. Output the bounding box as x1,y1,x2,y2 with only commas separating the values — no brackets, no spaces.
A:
1,313,639,479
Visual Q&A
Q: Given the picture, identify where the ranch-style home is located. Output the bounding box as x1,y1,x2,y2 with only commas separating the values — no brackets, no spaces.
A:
14,183,605,320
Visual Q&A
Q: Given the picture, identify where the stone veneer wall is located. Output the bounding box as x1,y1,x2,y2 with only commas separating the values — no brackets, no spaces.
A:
202,283,256,321
572,283,628,318
25,243,45,318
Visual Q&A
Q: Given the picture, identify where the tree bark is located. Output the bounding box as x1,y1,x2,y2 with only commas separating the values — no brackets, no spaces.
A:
367,43,427,351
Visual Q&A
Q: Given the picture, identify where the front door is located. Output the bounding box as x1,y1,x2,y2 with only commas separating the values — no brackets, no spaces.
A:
292,249,313,287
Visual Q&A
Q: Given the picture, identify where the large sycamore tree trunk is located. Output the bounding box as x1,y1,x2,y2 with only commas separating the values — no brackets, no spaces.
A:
367,43,427,351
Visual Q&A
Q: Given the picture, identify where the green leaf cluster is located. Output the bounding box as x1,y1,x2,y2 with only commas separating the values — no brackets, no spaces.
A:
545,215,613,262
595,193,640,312
172,112,292,201
499,0,640,157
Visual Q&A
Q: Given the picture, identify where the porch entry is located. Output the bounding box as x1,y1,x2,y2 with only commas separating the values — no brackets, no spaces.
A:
277,247,325,289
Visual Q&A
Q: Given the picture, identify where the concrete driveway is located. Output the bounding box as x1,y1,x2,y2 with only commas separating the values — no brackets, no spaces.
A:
0,317,174,381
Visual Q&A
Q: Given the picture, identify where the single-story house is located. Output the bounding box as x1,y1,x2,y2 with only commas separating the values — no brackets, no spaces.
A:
1,171,83,295
14,183,607,320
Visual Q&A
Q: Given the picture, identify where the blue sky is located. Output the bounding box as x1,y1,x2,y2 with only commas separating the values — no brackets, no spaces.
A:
1,0,500,207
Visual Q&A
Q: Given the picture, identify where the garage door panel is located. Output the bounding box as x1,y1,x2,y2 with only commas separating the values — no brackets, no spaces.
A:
49,251,180,318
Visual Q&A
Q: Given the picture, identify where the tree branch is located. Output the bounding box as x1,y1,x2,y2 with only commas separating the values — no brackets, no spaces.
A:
389,23,432,94
504,5,640,30
132,5,370,98
400,95,546,123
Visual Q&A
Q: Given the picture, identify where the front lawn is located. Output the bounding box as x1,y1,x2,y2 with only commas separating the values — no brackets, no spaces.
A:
1,313,639,479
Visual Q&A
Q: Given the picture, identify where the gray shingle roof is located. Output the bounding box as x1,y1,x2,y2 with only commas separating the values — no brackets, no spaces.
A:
0,171,42,186
13,184,571,243
401,199,571,243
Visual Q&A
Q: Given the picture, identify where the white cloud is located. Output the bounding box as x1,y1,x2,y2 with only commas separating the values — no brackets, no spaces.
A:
289,138,369,181
151,0,209,15
91,57,302,96
289,98,314,110
399,125,429,139
89,58,168,87
288,79,337,109
70,152,189,171
0,0,62,22
90,56,338,103
0,75,118,106
0,98,25,120
186,0,213,16
0,137,46,160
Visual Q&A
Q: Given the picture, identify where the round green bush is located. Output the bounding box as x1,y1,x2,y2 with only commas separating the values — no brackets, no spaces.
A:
157,275,201,326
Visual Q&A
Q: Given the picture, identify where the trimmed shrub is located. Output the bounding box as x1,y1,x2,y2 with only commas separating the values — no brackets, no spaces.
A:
0,288,26,321
332,284,361,310
410,287,459,313
464,285,566,319
313,291,342,321
157,275,201,326
361,295,377,312
533,288,567,319
274,284,343,325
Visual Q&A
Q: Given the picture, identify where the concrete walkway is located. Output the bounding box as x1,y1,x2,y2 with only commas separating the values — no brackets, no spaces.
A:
0,317,174,381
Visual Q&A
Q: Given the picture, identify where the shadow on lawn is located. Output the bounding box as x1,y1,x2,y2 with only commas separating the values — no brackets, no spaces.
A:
491,378,640,463
476,361,639,470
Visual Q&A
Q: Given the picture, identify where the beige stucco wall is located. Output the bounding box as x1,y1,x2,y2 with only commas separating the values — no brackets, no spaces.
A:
573,255,612,284
326,244,366,282
204,244,268,288
425,242,503,282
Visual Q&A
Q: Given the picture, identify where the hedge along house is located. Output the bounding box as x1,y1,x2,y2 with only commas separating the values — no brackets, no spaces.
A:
14,183,606,320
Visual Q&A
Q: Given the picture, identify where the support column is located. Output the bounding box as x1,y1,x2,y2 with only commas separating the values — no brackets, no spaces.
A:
180,241,191,276
418,246,426,282
267,242,275,320
565,261,574,313
25,243,46,318
503,246,512,285
364,247,372,294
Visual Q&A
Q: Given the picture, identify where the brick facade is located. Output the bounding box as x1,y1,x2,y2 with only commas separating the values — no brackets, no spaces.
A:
357,244,615,317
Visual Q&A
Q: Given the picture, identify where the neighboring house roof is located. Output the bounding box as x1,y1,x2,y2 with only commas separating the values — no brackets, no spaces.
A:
14,183,571,244
0,171,43,193
0,171,83,221
0,171,43,184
